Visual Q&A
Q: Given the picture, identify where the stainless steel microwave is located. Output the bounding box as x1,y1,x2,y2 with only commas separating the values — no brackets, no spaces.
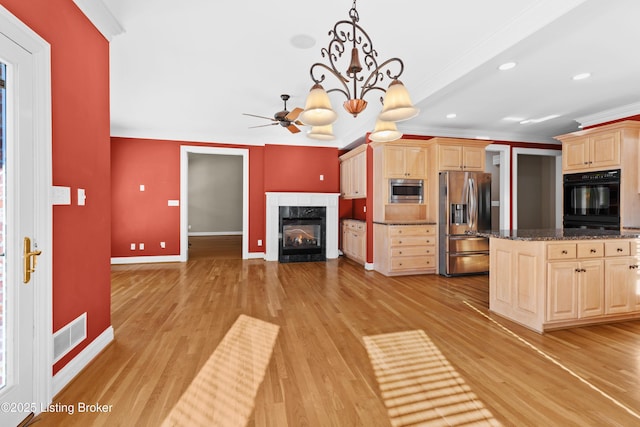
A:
389,179,424,203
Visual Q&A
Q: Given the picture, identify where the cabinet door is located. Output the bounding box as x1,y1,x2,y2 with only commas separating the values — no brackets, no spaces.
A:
579,260,604,318
340,158,352,197
404,147,426,178
462,146,485,171
590,131,621,168
383,145,407,178
352,151,367,198
438,145,463,170
547,262,579,321
562,139,590,171
605,258,636,314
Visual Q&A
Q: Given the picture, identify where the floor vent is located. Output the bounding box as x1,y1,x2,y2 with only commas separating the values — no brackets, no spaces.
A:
53,313,87,363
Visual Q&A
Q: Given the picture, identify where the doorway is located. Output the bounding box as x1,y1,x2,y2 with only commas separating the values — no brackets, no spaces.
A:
0,8,53,425
180,146,249,261
485,144,510,230
513,148,562,229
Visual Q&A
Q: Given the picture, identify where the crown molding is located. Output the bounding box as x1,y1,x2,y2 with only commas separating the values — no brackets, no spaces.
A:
399,125,562,144
575,101,640,128
73,0,124,41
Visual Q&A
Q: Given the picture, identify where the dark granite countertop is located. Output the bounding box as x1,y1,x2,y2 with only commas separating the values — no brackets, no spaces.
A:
470,228,640,241
373,220,437,226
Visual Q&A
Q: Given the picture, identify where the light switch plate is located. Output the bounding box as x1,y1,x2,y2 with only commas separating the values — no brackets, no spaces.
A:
77,188,86,206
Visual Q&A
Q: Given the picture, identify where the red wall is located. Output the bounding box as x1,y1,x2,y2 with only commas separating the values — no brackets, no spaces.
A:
1,0,113,374
111,138,340,256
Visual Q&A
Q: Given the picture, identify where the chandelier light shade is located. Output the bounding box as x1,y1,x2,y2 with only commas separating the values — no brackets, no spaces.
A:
378,79,420,122
301,0,418,134
369,119,402,142
299,84,338,126
307,124,336,140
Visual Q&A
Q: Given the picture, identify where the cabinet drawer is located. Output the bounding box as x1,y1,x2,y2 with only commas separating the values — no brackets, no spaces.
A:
391,236,436,247
391,246,435,257
605,241,630,257
389,225,435,236
391,255,435,271
577,242,604,258
548,244,576,260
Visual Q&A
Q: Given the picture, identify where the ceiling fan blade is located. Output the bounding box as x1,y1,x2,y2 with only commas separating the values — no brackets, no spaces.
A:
243,113,276,121
249,123,278,129
286,107,303,121
287,124,301,134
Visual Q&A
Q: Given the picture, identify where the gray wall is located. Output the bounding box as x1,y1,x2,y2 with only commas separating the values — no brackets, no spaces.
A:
188,153,243,234
517,154,556,229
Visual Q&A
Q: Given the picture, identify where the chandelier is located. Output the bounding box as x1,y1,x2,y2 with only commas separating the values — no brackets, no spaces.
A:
300,0,419,141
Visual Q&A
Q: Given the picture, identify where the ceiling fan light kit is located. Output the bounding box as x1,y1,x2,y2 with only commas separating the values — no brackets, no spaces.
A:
300,0,418,139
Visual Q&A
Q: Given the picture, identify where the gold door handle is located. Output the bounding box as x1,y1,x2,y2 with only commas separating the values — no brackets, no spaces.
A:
23,237,42,284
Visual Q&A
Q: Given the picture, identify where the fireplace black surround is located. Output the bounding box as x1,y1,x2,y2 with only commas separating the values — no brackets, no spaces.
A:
278,206,326,263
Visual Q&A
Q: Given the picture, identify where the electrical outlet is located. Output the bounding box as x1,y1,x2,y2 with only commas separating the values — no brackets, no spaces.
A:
139,243,144,250
320,174,324,181
140,184,145,191
258,239,263,246
130,243,136,250
160,241,166,249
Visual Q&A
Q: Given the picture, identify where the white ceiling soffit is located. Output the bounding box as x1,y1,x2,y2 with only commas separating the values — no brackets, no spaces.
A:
73,0,124,41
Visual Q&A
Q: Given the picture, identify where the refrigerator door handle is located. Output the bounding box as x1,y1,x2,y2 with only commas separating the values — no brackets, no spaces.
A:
468,177,476,229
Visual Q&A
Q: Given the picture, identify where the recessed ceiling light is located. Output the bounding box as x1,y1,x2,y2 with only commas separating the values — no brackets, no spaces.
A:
446,113,457,119
498,62,517,71
290,34,316,49
573,72,591,81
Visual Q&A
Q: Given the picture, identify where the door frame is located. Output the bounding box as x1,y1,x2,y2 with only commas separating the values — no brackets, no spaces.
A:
486,144,511,230
512,147,562,229
180,146,249,260
0,5,53,407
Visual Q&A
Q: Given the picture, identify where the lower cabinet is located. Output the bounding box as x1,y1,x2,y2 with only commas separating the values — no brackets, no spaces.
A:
341,220,366,265
374,223,436,276
490,237,640,333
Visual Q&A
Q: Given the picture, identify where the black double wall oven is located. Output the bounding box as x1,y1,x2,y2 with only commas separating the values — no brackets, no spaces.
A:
563,169,620,230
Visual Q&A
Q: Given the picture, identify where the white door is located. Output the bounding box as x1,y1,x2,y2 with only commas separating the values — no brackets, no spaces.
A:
0,31,41,426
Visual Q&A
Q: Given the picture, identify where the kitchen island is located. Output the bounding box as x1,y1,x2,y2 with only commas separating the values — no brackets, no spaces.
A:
474,229,640,333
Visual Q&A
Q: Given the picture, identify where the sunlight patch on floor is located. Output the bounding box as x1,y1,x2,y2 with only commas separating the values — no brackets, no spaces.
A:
364,330,501,427
162,314,279,427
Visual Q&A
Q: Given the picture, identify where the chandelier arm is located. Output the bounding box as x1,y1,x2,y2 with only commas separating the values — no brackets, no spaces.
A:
358,57,404,100
309,62,351,101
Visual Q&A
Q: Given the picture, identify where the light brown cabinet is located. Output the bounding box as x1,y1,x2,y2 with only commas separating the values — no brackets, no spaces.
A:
437,144,485,171
373,223,436,276
383,145,427,179
339,144,367,199
490,237,640,333
341,220,366,265
561,131,621,172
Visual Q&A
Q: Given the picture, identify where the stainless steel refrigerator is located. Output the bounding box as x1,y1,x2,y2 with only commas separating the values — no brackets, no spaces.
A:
438,171,491,276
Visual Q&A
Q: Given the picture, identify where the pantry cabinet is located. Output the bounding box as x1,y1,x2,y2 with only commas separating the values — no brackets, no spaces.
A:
339,144,367,199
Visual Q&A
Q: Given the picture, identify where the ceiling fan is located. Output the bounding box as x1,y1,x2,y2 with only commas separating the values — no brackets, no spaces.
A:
243,94,304,134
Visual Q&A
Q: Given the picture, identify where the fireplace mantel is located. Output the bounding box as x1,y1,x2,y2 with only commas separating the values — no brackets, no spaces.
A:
265,192,340,261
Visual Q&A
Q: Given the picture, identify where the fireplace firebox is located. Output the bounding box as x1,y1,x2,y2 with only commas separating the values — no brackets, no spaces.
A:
279,206,326,263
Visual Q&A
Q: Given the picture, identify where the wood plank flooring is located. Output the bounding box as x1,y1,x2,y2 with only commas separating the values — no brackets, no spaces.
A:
34,236,640,426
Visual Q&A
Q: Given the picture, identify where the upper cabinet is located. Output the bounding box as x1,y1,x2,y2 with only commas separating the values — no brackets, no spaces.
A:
383,145,427,179
561,130,621,172
437,143,486,171
339,144,367,199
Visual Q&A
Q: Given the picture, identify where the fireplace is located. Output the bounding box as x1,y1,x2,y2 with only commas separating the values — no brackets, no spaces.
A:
264,192,339,262
279,206,326,262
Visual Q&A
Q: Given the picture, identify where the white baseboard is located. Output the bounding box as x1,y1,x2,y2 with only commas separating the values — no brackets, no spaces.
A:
364,262,374,271
188,231,243,236
247,252,265,259
52,326,114,397
111,255,182,264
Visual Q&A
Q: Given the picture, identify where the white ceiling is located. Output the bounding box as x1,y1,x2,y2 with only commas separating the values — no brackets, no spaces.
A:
101,0,640,149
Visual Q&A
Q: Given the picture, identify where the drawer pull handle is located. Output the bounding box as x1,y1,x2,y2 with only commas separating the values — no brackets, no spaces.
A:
590,249,596,253
399,240,402,244
575,268,581,273
631,265,639,269
562,250,568,254
399,251,402,255
617,248,623,252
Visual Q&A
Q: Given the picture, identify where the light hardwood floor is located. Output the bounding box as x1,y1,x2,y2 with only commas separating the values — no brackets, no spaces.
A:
34,236,640,426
